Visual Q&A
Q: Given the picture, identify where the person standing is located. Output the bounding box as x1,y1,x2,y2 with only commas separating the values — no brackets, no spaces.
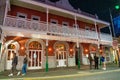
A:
100,55,106,70
8,52,20,76
94,54,99,69
22,54,28,76
88,53,93,69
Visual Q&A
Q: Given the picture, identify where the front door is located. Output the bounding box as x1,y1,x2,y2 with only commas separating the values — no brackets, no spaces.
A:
28,50,42,69
6,49,16,70
56,51,67,67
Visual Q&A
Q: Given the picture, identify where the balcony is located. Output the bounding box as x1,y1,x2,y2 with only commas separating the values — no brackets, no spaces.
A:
3,16,112,43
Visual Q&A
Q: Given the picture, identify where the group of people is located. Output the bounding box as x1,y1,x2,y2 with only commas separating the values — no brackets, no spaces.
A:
8,52,28,77
88,53,106,70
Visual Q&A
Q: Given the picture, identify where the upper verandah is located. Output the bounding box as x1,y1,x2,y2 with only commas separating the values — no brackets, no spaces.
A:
10,0,110,28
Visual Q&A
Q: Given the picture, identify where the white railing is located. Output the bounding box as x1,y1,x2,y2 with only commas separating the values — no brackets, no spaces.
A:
100,33,113,42
4,16,112,42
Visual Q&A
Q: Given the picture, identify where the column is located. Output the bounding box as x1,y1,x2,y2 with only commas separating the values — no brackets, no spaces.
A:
45,40,49,72
94,22,100,49
45,8,49,72
74,15,80,69
77,42,80,69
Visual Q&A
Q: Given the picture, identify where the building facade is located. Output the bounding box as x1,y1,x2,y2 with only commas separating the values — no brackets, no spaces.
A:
0,0,113,71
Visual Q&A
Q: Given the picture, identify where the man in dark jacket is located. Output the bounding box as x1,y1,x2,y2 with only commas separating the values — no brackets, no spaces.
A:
88,53,93,69
94,54,99,69
8,52,20,76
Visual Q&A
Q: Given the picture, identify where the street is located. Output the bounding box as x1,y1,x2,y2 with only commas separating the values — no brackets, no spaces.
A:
33,69,120,80
3,68,119,80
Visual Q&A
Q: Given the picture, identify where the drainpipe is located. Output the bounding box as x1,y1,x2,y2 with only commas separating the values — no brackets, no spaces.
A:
45,8,49,72
75,15,80,69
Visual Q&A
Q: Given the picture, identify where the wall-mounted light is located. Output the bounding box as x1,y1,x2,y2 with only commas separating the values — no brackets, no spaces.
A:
21,47,24,50
48,47,52,52
85,49,88,52
70,49,73,52
99,49,102,53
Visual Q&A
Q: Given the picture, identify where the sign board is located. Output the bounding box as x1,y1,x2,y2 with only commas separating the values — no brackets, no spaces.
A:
112,40,118,49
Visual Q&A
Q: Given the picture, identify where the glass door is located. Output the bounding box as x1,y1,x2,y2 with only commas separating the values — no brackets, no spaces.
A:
28,50,42,69
56,51,67,67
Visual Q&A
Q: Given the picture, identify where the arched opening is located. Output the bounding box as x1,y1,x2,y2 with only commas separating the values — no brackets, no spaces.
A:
27,41,42,69
5,40,20,70
54,41,69,67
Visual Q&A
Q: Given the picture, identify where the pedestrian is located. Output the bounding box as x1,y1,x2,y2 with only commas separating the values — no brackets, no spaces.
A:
100,55,106,70
88,53,93,69
21,54,28,76
94,54,99,69
8,52,20,76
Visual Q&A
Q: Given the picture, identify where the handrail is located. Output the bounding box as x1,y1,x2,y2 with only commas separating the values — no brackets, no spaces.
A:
4,16,112,42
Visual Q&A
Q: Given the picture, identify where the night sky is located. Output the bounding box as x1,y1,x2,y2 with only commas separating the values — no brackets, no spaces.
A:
48,0,120,36
68,0,120,36
69,0,120,22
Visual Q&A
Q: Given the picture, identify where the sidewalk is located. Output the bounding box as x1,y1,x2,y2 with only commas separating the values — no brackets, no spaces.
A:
0,63,119,80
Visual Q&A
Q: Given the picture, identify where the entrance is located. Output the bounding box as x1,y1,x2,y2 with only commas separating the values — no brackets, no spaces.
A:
56,51,67,67
28,50,42,69
6,49,16,70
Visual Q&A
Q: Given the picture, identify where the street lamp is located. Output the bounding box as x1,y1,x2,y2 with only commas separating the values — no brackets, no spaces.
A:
109,5,120,37
115,5,120,10
109,8,115,37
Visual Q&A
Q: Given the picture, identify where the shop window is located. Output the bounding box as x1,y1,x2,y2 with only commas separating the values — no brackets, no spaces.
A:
8,44,16,49
29,41,41,50
56,44,66,51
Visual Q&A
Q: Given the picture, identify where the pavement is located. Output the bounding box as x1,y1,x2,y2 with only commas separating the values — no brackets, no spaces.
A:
0,63,120,80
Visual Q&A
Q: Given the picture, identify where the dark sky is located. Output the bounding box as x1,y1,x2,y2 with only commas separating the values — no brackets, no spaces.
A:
49,0,120,36
69,0,120,22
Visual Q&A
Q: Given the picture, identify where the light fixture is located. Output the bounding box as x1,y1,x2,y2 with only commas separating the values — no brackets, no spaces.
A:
48,47,52,52
70,49,73,52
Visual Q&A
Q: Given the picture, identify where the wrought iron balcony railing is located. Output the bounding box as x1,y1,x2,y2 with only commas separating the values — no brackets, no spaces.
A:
3,16,112,42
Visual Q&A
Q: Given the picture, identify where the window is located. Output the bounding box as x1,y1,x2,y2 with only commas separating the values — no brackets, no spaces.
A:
73,24,79,28
17,12,27,19
31,15,40,21
85,26,90,30
62,22,69,26
50,19,58,24
91,28,95,31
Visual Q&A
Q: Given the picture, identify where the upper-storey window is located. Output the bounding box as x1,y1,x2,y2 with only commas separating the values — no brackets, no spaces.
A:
50,19,58,24
91,28,96,31
85,26,90,30
17,12,27,19
31,15,40,21
62,22,69,26
73,24,79,29
17,12,27,28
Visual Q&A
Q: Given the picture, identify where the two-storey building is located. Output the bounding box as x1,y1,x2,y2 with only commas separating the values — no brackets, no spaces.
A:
0,0,113,71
